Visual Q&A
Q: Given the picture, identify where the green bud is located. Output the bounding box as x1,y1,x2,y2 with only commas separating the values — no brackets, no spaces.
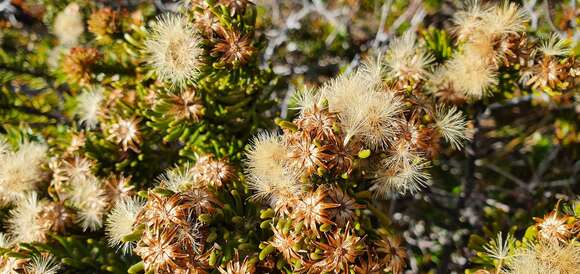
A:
275,119,298,132
127,261,144,274
152,187,175,197
209,251,218,266
319,223,332,232
207,231,218,243
358,149,371,159
232,216,243,224
260,220,272,229
310,252,322,260
198,213,212,223
259,245,275,260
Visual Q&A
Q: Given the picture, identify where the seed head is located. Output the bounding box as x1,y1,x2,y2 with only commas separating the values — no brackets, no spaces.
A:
145,14,203,86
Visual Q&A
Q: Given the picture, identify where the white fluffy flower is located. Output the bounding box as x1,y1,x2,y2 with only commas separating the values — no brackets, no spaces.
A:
76,86,104,129
145,14,203,86
105,197,145,254
434,106,471,149
0,142,48,203
25,254,61,274
7,192,47,243
70,175,108,231
53,3,84,46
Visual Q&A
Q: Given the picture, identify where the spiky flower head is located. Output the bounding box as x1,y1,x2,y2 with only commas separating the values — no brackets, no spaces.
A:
211,26,255,66
285,133,333,177
62,47,100,84
218,251,256,274
145,14,203,86
371,159,431,197
135,228,189,273
106,197,145,253
104,175,135,205
291,187,339,235
38,201,73,234
158,164,196,193
25,254,61,274
245,132,301,205
376,235,408,274
384,31,434,85
75,86,104,129
483,232,514,261
326,187,363,227
505,240,580,274
164,89,205,122
313,227,363,273
0,142,47,203
53,3,84,46
7,192,48,243
193,155,235,188
433,106,471,149
485,2,528,36
533,211,573,242
268,226,302,262
539,34,571,57
106,117,142,153
70,175,108,231
446,53,497,99
87,7,118,37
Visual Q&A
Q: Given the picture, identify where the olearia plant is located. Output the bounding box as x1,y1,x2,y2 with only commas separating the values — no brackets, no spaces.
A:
470,201,580,274
0,0,577,273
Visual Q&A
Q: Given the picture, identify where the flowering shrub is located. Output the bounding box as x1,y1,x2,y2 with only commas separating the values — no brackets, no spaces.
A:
0,0,577,273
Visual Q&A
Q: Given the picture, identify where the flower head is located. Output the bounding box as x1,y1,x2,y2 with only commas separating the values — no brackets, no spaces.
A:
286,133,333,177
53,3,84,46
193,155,235,188
135,227,189,273
269,226,301,262
446,53,497,99
158,164,196,193
385,31,434,84
7,192,48,243
106,197,145,253
326,187,363,226
145,14,203,86
104,175,135,205
165,89,205,122
483,232,514,260
376,236,408,274
0,142,47,203
70,175,108,231
25,254,61,274
75,86,104,129
38,201,73,234
506,240,580,274
218,251,255,274
539,34,571,57
62,47,100,84
533,211,573,242
245,132,301,205
313,227,363,273
433,106,470,149
292,187,339,235
371,159,431,197
211,27,255,66
107,117,142,153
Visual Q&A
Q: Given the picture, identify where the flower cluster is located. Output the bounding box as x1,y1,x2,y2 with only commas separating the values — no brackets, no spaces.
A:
475,205,580,274
246,40,469,271
248,58,469,202
429,2,578,102
104,154,234,273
